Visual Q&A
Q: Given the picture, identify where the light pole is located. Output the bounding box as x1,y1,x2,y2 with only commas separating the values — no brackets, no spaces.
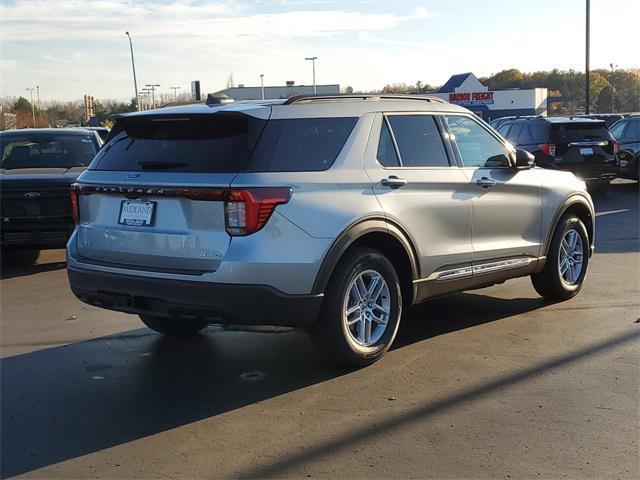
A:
585,0,590,114
145,84,160,109
170,86,181,101
26,87,36,127
125,32,140,111
610,63,618,112
36,85,40,111
260,74,265,100
305,56,317,94
139,90,148,110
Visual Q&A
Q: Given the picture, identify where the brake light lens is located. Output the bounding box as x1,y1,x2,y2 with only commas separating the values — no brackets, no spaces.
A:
224,188,292,236
71,184,79,224
613,141,621,155
539,143,556,157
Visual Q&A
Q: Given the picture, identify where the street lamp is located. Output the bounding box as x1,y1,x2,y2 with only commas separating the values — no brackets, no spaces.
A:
170,86,181,102
125,32,140,111
305,56,317,94
610,63,618,112
26,87,36,127
145,84,160,109
260,74,265,100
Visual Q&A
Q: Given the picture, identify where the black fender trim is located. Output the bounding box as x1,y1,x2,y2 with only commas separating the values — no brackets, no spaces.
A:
311,217,420,295
540,194,595,268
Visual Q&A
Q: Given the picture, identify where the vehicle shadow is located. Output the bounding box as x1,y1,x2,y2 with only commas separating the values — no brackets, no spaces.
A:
0,252,66,280
1,291,548,477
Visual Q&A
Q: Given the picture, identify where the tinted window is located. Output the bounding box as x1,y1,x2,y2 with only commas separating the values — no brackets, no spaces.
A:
445,115,511,168
505,124,523,143
386,115,449,167
623,120,640,141
377,120,400,167
497,124,511,137
550,122,613,146
528,124,548,143
92,113,266,173
0,133,97,170
609,121,627,140
247,117,357,172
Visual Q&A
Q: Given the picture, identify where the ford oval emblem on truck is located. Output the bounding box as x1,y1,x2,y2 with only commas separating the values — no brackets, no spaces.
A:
24,192,41,199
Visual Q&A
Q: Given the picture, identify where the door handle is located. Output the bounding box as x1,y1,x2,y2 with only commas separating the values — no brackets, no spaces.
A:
476,177,497,188
381,176,408,189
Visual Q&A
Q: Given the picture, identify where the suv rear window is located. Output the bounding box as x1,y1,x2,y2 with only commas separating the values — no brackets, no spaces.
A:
550,122,613,145
0,133,97,170
246,117,357,172
91,113,266,173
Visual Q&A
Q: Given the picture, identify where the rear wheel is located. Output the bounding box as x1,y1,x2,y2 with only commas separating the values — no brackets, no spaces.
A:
139,314,208,336
312,247,402,368
531,214,589,301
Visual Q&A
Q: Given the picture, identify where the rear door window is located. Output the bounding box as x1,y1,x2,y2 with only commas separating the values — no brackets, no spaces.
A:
445,115,511,168
609,121,627,140
385,115,450,167
92,113,266,173
246,117,357,172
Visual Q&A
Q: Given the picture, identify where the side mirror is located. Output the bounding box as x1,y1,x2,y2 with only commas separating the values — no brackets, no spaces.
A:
513,149,535,169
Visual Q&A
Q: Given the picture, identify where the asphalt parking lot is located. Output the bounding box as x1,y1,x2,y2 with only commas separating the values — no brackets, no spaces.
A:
1,181,638,479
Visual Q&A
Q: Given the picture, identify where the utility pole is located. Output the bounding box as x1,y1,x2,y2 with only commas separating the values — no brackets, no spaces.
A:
145,84,160,109
305,56,318,94
125,32,140,111
141,88,151,110
610,63,618,112
260,74,265,100
26,87,36,127
36,85,40,111
170,86,181,101
585,0,590,114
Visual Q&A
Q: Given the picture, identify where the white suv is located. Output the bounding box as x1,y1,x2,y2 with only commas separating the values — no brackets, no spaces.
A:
67,95,594,366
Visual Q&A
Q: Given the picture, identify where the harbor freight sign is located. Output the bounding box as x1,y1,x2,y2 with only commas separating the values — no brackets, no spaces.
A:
449,91,495,106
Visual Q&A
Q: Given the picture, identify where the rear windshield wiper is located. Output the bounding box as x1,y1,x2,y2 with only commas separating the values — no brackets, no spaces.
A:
138,160,188,170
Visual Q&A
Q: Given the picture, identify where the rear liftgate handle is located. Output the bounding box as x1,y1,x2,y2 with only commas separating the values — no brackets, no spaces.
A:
381,175,408,189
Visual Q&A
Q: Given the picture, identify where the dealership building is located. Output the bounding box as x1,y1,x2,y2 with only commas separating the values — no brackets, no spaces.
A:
430,72,548,121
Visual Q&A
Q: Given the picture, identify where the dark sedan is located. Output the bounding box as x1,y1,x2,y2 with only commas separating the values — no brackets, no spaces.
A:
0,129,101,254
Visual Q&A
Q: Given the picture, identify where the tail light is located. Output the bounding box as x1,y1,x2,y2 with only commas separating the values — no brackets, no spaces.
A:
539,143,556,157
70,184,79,224
613,141,621,155
224,188,292,236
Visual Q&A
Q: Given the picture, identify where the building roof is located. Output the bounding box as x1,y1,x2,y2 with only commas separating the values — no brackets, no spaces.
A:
438,73,474,93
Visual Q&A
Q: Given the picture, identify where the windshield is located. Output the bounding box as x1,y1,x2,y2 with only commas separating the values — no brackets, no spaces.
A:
0,133,98,170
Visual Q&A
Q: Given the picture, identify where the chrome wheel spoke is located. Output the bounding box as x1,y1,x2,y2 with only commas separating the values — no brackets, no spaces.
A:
346,304,360,316
558,228,584,286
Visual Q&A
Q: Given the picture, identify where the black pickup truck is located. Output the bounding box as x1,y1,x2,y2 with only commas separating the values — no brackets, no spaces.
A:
0,129,101,254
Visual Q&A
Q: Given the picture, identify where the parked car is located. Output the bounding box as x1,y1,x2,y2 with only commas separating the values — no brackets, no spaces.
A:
67,95,595,367
495,116,618,194
574,113,624,128
609,116,640,180
83,126,110,142
0,128,102,254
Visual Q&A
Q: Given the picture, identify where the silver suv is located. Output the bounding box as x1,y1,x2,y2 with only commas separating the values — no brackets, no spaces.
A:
67,95,595,367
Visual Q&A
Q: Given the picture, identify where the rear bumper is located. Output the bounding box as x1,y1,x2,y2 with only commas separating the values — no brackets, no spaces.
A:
566,164,617,183
67,267,324,328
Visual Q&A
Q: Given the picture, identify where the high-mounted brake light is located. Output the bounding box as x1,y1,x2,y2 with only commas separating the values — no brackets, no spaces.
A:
224,188,292,236
70,184,79,224
539,143,556,157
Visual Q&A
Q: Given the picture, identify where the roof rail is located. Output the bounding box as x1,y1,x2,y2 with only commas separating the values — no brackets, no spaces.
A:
283,94,447,105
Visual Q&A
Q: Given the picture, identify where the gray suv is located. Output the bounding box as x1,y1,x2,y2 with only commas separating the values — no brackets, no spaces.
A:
67,95,595,367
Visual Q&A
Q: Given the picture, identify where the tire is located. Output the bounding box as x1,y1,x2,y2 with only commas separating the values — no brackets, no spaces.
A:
531,214,590,301
311,247,402,368
139,314,208,336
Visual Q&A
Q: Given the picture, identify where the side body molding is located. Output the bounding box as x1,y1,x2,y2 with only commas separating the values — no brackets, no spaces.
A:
311,218,420,295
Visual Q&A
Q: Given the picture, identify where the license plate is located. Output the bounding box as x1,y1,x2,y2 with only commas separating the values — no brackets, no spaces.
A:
580,147,594,156
118,200,155,226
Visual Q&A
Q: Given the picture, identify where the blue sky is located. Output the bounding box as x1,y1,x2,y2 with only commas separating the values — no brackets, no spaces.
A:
1,0,638,102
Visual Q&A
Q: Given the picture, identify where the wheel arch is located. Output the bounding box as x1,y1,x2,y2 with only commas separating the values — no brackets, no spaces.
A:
311,218,419,303
544,194,595,259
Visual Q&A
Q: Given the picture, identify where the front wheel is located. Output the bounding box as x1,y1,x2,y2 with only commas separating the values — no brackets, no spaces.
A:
531,214,590,301
139,314,208,336
312,247,402,368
